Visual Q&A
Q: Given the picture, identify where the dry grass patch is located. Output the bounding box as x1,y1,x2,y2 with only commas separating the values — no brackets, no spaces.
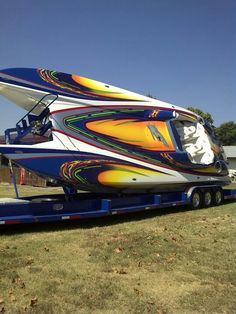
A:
0,183,235,313
0,182,63,198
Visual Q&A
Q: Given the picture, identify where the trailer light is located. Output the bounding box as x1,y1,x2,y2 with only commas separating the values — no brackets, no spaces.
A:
62,216,70,220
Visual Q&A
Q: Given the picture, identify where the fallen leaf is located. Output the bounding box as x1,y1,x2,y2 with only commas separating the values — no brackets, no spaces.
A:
11,271,20,282
114,247,124,253
29,298,38,307
117,269,127,274
134,288,143,296
112,268,127,274
22,305,28,311
9,294,16,302
166,253,177,263
20,282,26,289
12,277,25,289
23,298,38,311
26,257,34,265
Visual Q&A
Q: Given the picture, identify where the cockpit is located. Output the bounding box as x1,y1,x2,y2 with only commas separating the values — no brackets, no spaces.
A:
171,114,221,165
173,120,214,164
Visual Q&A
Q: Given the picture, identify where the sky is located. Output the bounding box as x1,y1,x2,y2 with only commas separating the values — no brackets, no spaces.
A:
0,0,235,133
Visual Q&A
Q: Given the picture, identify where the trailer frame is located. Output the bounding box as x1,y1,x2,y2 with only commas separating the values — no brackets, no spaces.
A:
0,186,235,225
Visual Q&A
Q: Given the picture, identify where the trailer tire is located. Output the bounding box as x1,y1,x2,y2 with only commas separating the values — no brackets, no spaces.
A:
213,188,224,206
203,190,213,207
190,189,202,210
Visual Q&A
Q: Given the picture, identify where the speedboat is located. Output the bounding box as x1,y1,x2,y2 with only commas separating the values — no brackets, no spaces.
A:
0,68,230,193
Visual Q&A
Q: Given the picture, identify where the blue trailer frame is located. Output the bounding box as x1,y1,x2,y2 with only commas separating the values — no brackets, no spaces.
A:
0,188,235,225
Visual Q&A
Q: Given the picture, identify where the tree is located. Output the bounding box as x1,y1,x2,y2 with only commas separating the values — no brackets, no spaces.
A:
146,94,157,99
215,122,236,146
186,106,214,124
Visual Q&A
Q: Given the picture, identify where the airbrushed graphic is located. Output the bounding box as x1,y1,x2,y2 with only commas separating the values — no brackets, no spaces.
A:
63,107,175,152
60,159,169,190
38,69,148,101
0,67,230,193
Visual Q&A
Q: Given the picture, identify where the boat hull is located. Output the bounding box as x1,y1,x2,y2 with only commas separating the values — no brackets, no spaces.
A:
0,67,231,193
0,145,230,193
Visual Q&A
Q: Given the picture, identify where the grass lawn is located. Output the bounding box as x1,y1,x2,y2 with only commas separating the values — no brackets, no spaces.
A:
0,183,235,313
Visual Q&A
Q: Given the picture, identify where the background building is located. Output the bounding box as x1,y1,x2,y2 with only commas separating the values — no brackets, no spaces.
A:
223,146,236,181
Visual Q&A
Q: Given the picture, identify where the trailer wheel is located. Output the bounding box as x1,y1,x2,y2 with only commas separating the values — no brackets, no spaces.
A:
213,188,224,206
190,189,202,209
203,190,213,207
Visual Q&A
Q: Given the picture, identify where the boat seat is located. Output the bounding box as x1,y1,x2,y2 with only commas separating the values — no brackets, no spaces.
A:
184,142,205,157
177,125,195,138
184,137,214,164
199,150,214,164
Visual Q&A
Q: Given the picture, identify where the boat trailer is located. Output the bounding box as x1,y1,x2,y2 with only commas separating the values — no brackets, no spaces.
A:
0,187,235,225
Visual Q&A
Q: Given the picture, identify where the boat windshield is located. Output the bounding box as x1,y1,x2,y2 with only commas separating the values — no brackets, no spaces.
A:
173,119,216,165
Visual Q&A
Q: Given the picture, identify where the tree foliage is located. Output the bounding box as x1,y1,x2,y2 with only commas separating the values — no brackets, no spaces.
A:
187,106,214,124
185,107,236,145
215,121,236,146
146,94,157,99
